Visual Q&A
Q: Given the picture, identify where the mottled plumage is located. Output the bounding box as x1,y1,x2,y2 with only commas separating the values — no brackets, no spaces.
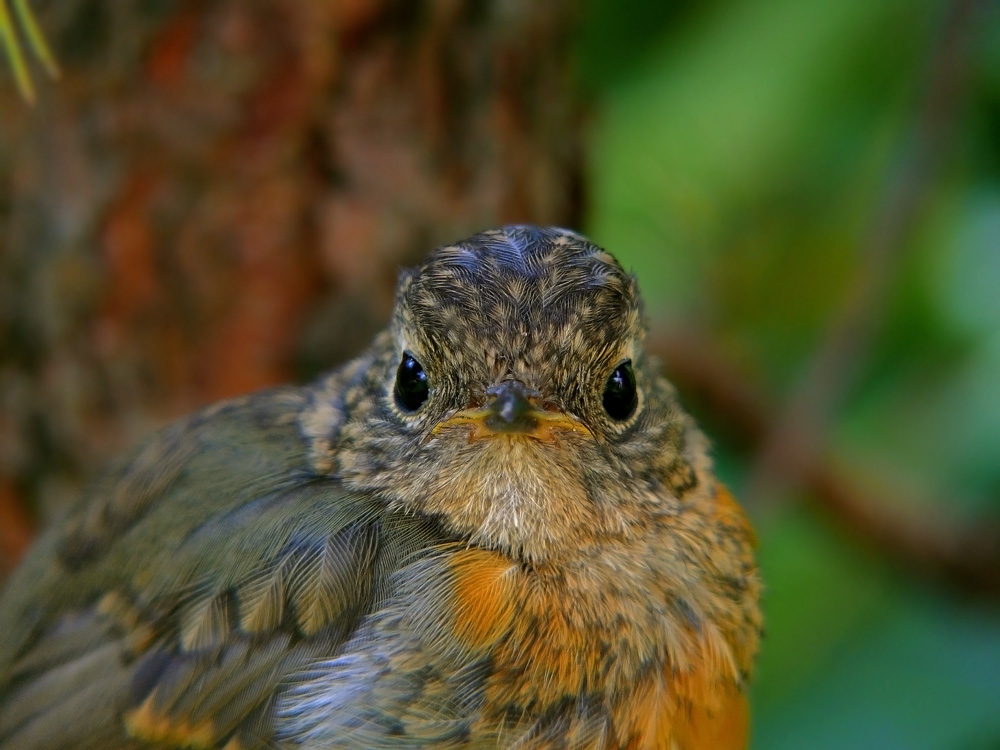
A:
0,226,761,749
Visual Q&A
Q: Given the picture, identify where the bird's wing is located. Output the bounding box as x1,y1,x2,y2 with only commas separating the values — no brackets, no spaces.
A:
0,387,443,750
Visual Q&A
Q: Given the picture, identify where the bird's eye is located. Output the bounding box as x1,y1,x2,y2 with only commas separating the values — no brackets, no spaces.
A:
602,360,637,421
394,353,430,412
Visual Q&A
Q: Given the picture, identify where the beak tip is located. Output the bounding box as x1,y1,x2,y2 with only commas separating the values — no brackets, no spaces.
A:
487,381,538,431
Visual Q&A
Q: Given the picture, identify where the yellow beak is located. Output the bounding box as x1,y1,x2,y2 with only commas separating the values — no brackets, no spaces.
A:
433,381,591,443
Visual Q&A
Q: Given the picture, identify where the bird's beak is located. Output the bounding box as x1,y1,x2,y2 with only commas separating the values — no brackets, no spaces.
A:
433,381,591,443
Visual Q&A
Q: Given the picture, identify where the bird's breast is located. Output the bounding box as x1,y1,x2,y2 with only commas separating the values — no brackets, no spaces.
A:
276,501,753,748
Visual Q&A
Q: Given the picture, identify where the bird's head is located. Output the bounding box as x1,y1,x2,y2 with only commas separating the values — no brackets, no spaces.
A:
322,226,710,564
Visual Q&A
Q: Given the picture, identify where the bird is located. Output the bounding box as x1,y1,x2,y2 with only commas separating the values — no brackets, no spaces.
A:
0,225,761,750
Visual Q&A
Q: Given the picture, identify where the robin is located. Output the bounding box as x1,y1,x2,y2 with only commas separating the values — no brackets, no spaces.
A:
0,226,761,749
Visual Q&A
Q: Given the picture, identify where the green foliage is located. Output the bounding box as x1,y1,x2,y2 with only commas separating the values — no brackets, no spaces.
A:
581,0,1000,746
0,0,57,103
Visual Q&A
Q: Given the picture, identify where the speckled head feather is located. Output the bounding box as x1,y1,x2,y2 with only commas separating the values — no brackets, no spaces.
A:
314,226,711,563
395,226,643,380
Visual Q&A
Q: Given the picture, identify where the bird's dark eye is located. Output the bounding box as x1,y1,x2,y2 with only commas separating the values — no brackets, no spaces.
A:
602,360,637,421
394,353,430,412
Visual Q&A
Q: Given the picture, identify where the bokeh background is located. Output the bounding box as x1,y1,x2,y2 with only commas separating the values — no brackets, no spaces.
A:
1,1,999,748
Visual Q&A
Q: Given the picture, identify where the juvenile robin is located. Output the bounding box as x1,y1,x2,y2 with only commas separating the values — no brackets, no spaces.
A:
0,226,761,749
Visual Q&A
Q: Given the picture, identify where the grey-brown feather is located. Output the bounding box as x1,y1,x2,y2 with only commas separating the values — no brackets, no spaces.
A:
0,386,451,749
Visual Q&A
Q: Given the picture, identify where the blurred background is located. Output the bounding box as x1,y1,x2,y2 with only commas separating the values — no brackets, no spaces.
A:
1,0,998,747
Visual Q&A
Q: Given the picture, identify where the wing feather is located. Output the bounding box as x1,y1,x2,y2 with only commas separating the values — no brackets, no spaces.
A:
0,386,446,750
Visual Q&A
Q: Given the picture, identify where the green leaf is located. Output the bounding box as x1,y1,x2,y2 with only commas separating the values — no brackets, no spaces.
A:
0,0,59,104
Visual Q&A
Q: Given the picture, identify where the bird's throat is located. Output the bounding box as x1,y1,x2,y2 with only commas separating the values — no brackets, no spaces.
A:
409,439,611,563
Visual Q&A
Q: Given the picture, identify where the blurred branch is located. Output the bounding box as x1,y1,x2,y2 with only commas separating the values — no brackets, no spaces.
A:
652,327,1000,598
744,0,984,507
0,481,35,578
0,0,59,103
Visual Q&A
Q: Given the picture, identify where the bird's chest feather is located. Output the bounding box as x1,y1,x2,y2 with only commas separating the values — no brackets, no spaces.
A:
450,545,740,706
451,544,749,749
277,533,750,749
